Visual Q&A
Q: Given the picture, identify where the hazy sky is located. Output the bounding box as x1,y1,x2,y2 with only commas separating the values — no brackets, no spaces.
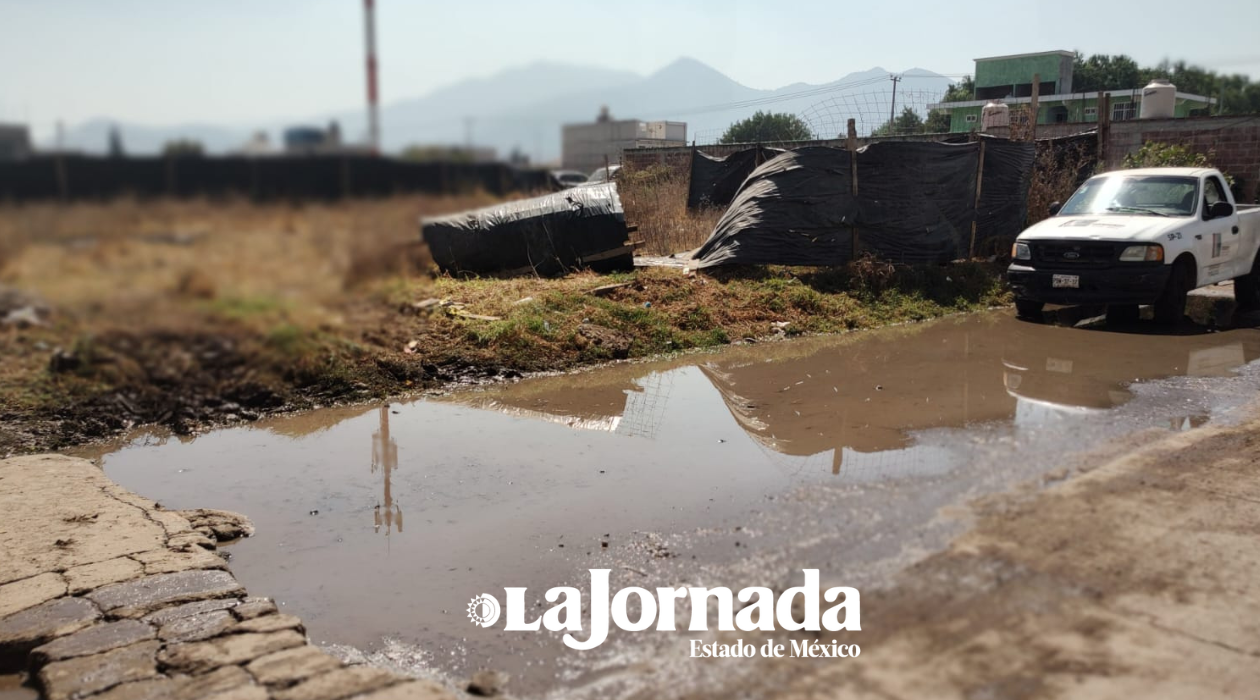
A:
3,0,1260,138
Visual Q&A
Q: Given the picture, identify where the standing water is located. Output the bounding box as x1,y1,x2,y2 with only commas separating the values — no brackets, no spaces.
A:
96,311,1260,697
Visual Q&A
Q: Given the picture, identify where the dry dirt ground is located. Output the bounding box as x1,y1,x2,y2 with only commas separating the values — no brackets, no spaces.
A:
669,403,1260,700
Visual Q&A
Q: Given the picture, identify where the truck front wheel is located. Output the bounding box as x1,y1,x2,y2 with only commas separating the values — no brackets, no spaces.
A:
1154,260,1193,325
1015,298,1044,320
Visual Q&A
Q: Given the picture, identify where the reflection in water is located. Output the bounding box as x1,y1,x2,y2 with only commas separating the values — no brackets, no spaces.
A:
371,407,402,535
452,314,1260,480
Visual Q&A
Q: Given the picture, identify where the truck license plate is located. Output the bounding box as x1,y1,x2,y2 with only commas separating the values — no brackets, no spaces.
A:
1052,274,1079,289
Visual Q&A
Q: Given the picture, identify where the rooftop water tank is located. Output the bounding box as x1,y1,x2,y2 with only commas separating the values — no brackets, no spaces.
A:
1140,79,1176,119
981,100,1010,132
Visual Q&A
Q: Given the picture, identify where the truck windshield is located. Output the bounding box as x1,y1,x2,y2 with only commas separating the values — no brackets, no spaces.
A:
1058,175,1199,217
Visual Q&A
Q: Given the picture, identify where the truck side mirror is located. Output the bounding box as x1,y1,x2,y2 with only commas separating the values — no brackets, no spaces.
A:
1208,201,1234,219
1048,201,1062,216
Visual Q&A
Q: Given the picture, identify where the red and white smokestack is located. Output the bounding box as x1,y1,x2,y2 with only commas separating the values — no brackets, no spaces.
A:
363,0,380,154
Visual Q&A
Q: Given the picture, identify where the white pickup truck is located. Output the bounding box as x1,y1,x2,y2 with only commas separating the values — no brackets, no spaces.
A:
1008,167,1260,323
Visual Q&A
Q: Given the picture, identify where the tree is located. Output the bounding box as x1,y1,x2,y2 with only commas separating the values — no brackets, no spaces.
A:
872,107,925,136
924,109,952,133
1071,52,1260,116
1122,141,1234,188
162,139,204,158
941,75,974,103
1071,53,1143,93
720,111,813,144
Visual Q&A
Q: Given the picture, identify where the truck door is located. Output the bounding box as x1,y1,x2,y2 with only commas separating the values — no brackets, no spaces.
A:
1198,176,1240,284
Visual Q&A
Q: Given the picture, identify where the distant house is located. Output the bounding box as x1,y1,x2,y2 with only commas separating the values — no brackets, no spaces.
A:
0,123,32,161
930,51,1215,133
562,107,686,174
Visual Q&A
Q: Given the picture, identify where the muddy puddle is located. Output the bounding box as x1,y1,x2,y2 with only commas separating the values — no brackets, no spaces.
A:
94,310,1260,698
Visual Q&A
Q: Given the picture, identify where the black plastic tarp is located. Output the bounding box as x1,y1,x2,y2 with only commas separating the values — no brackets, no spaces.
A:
695,142,982,268
694,138,1055,268
686,147,784,210
855,141,979,263
974,136,1036,256
421,183,631,276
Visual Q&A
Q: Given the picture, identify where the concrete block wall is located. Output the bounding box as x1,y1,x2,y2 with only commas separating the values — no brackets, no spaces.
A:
1107,116,1260,203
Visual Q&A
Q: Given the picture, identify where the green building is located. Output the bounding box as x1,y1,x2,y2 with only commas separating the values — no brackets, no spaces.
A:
931,51,1215,133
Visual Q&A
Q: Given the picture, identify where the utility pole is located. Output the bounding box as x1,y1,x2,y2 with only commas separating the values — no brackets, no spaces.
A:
363,0,381,154
888,74,902,133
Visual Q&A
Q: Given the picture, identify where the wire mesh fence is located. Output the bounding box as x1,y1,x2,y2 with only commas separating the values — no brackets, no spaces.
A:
685,88,949,146
800,89,947,139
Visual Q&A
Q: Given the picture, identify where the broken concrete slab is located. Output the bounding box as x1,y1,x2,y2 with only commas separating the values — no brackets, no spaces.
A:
87,570,243,619
158,611,236,644
0,597,100,669
31,619,155,666
159,630,306,675
245,646,341,687
230,598,276,621
84,678,174,700
174,665,257,699
141,599,240,627
0,573,67,618
65,557,145,596
175,509,255,542
232,614,303,636
92,666,261,700
272,666,400,700
167,532,218,552
0,455,170,585
38,639,161,700
131,548,227,576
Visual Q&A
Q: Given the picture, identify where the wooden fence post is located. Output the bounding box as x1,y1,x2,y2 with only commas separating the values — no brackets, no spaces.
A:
1029,73,1040,141
1098,93,1111,168
847,119,860,260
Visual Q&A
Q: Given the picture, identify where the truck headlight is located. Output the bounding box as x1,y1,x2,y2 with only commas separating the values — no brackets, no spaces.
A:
1012,242,1031,260
1119,244,1164,262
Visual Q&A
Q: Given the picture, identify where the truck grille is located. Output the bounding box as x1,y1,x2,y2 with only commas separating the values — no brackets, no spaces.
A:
1031,241,1118,268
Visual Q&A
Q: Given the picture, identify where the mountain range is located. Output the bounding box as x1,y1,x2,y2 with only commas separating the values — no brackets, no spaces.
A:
53,58,955,163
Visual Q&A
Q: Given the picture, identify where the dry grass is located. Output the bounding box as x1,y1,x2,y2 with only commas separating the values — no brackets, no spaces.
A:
0,194,500,332
1027,140,1096,228
618,164,723,256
